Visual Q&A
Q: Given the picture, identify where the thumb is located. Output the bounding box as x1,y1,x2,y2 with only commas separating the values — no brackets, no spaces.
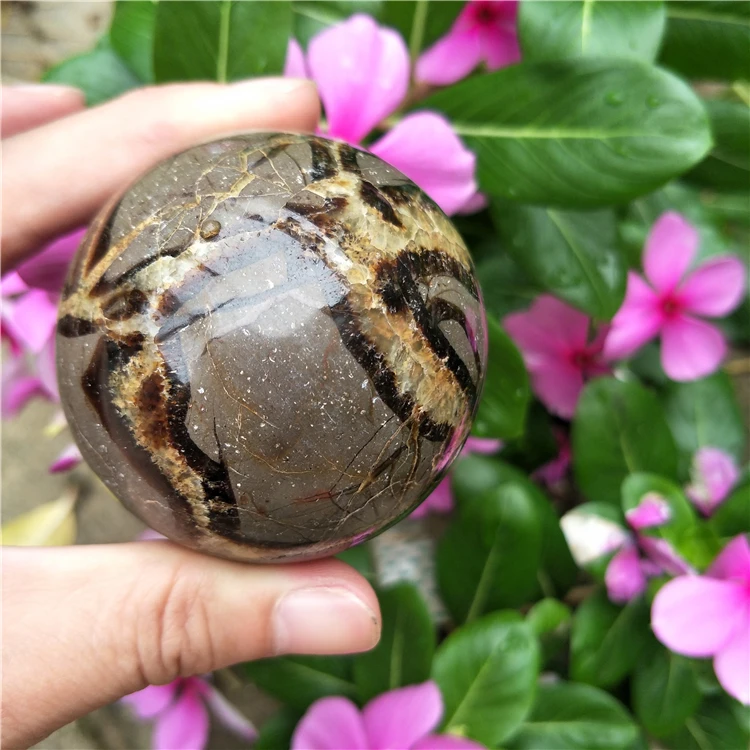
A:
1,542,380,748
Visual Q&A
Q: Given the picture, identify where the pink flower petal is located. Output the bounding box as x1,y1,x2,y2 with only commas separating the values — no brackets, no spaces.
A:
411,475,454,519
639,536,693,576
531,362,585,420
481,25,521,69
121,683,176,720
3,290,58,354
1,272,29,296
456,191,489,215
416,27,484,87
661,314,726,381
414,734,486,749
35,334,59,402
643,212,699,293
154,687,210,750
284,38,308,78
1,363,45,417
204,685,256,741
49,443,82,473
686,447,739,516
605,545,647,604
16,228,86,293
363,681,443,750
308,14,409,143
463,437,502,454
292,697,368,750
708,535,750,586
603,272,661,359
369,112,478,215
625,492,671,530
677,255,747,318
713,613,750,705
652,576,746,657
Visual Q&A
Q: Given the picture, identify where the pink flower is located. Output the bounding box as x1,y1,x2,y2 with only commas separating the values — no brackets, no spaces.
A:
292,681,484,749
416,0,520,86
625,492,671,530
652,535,750,705
122,677,256,750
604,212,747,381
531,429,571,486
411,437,501,519
504,295,610,419
285,16,482,215
605,544,649,604
49,444,83,473
685,447,740,516
16,227,85,292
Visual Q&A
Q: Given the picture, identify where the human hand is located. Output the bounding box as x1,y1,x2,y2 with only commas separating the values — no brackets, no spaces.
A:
1,80,381,750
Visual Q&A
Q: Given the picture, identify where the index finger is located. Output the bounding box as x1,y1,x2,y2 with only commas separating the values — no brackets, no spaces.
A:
2,78,319,269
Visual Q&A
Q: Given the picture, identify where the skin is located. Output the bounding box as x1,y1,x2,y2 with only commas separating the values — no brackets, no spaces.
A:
1,80,381,750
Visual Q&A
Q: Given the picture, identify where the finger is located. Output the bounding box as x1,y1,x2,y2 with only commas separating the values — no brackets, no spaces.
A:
1,84,85,138
2,542,379,748
2,78,319,270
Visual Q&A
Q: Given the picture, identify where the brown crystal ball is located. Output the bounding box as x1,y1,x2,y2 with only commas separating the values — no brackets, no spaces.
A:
57,133,487,562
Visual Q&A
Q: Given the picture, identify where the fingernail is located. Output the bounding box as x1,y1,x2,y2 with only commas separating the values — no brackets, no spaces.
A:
8,84,83,98
273,586,380,655
228,77,315,98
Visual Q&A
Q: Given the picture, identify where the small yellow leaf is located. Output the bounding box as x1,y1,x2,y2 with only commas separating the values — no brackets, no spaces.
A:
2,489,78,546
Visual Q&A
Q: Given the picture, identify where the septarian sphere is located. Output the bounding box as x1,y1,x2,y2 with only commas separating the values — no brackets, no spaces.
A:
57,133,487,562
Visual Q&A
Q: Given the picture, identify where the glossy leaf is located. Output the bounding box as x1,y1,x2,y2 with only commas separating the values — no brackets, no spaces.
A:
526,598,571,665
507,682,639,750
2,490,77,546
420,58,712,207
573,378,679,505
42,39,140,106
710,474,750,538
632,640,702,738
570,590,651,688
433,611,540,746
153,1,292,83
476,254,542,321
662,696,750,750
519,1,666,62
687,100,750,192
293,1,382,46
661,372,746,477
243,655,356,710
660,1,750,82
110,0,156,81
380,1,462,58
472,313,531,440
490,201,626,320
353,582,435,702
254,708,301,750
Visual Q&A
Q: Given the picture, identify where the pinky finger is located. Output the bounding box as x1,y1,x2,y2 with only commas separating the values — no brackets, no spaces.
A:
1,85,85,138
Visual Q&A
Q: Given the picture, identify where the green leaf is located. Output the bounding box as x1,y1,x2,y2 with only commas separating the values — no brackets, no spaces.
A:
292,1,382,46
472,313,530,440
109,0,156,82
254,708,301,750
687,100,750,192
419,58,712,208
153,0,292,83
336,543,375,581
433,612,540,746
573,378,679,505
661,372,746,476
660,1,750,82
519,1,666,62
570,590,651,688
353,582,435,702
243,655,356,710
380,1,462,59
490,201,626,320
526,599,572,665
42,40,141,106
662,695,750,750
476,254,542,321
507,681,639,750
710,474,750,538
632,640,702,738
438,460,544,622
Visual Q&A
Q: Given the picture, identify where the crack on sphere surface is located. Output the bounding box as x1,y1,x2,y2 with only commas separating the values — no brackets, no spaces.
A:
56,133,488,563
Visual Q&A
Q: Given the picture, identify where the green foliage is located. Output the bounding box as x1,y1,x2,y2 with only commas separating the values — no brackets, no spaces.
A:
153,1,292,82
573,378,679,505
507,682,639,750
710,474,750,539
292,1,382,45
380,1,462,58
421,59,712,207
254,708,301,750
519,1,666,62
570,590,651,688
661,696,750,750
472,314,531,439
353,582,435,702
490,201,626,320
110,0,156,82
432,612,541,746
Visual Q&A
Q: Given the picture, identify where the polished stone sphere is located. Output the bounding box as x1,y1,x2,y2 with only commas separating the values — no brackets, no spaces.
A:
57,133,487,562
